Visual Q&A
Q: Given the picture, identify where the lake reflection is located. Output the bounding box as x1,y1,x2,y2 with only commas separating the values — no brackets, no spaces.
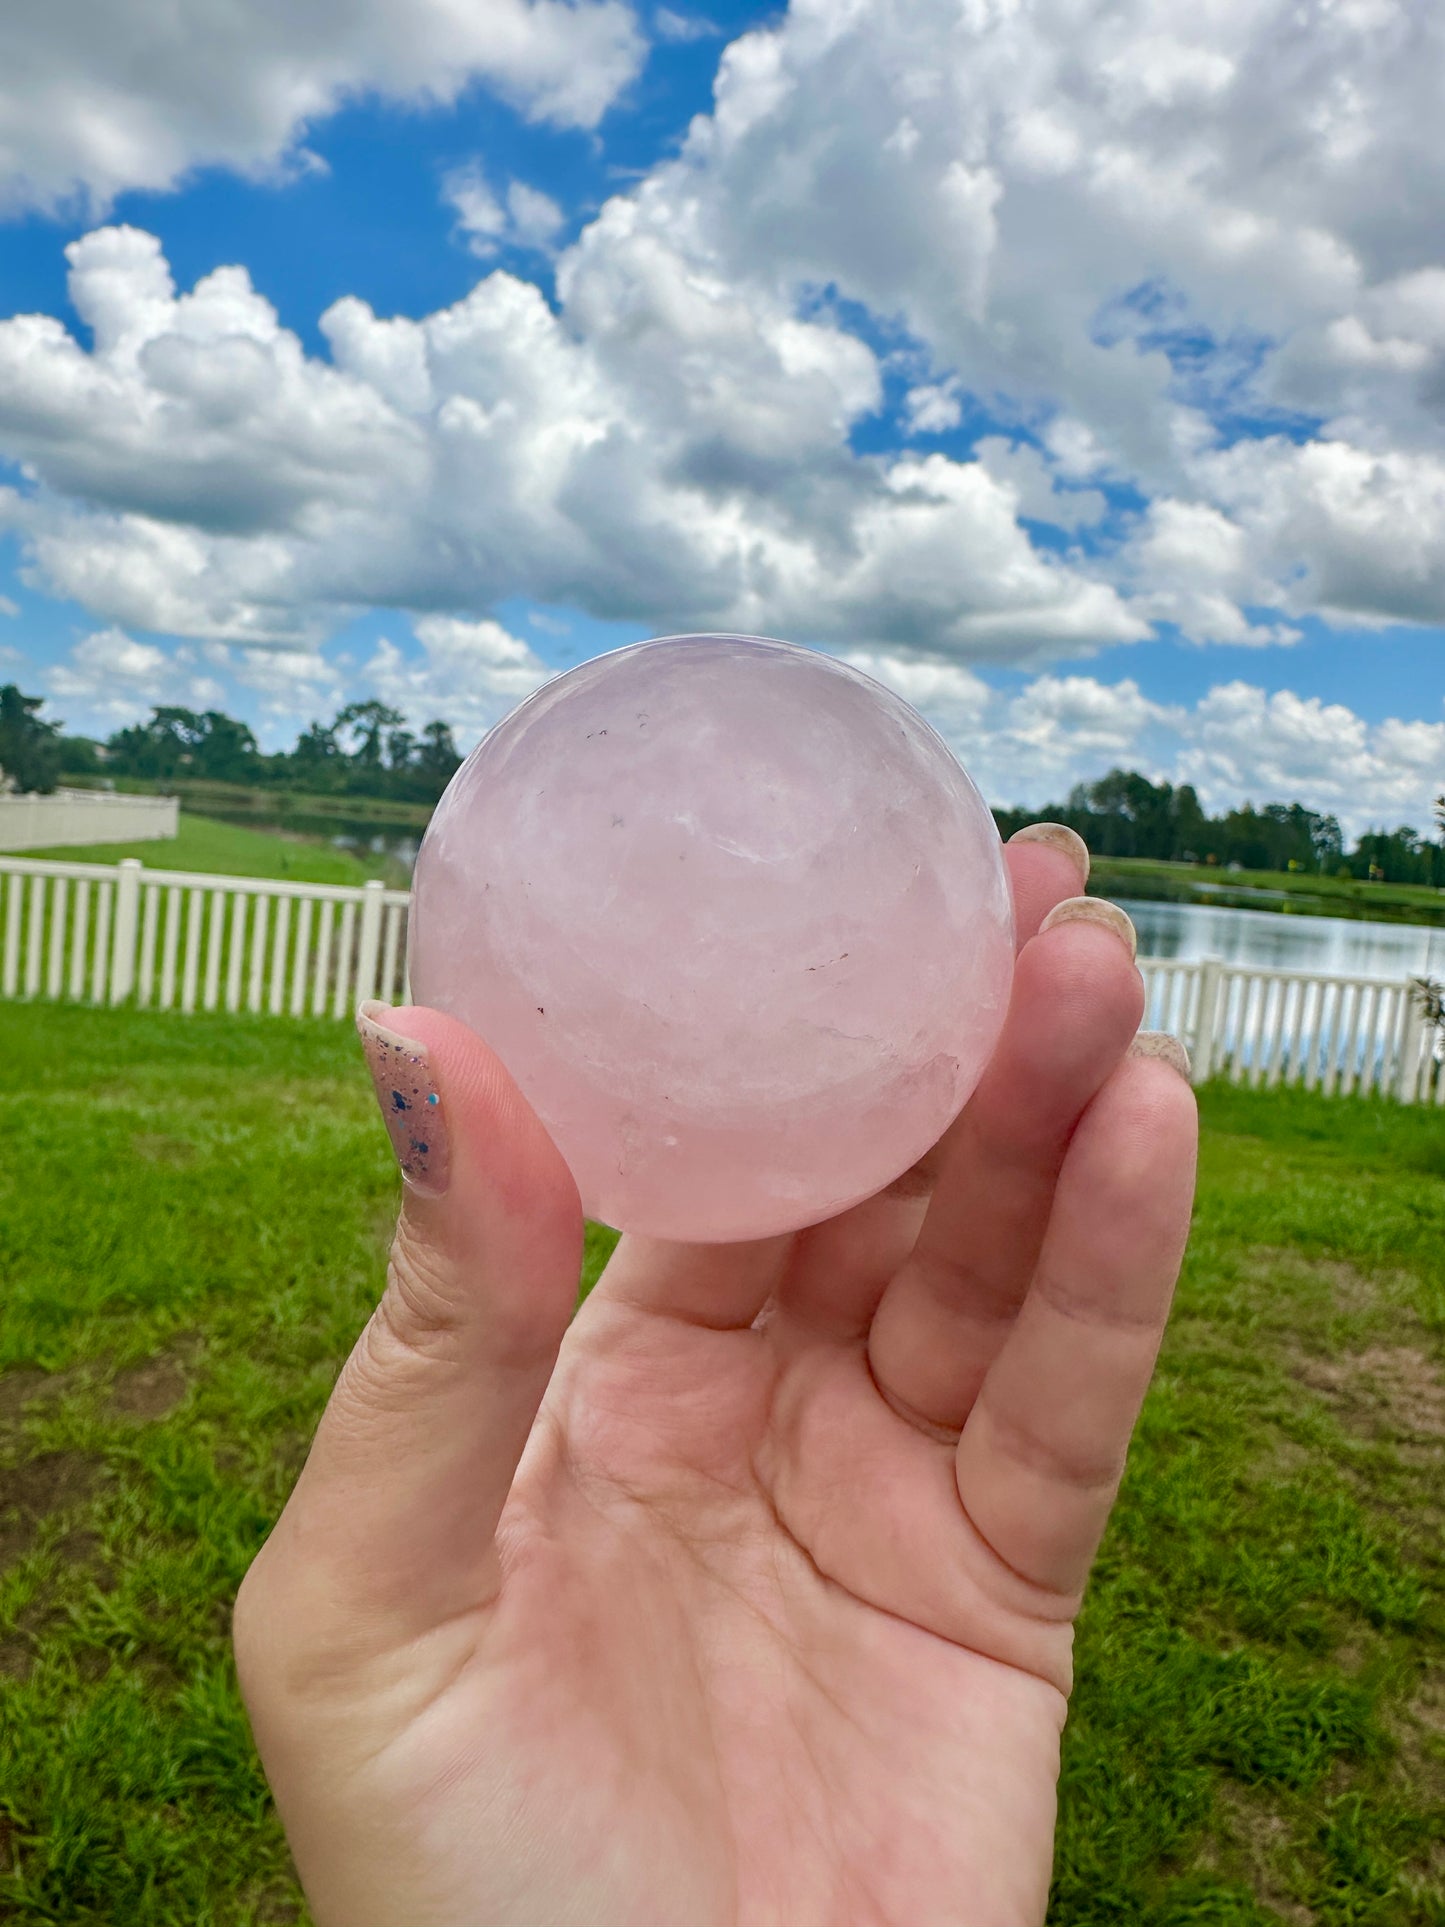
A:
1121,897,1445,982
197,800,1445,985
197,805,424,878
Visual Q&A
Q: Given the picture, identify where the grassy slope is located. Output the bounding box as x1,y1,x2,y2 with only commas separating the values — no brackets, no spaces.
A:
0,1006,1441,1925
1090,855,1445,928
19,812,391,886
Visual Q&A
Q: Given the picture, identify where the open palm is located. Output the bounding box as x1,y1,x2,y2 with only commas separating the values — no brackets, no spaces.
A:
234,835,1197,1927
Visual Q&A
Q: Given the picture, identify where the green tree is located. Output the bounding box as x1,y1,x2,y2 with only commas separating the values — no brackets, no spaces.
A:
991,767,1390,881
1349,826,1438,886
107,714,184,780
190,710,260,783
290,719,343,790
0,684,62,794
1079,769,1177,859
58,734,102,776
386,726,417,775
1169,782,1209,861
106,707,259,784
1309,810,1344,871
417,720,463,792
334,701,404,779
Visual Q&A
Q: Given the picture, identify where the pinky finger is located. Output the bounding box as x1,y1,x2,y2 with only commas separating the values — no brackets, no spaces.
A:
953,1038,1198,1605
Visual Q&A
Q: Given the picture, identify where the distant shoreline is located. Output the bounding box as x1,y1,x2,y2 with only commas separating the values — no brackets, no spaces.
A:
1088,856,1445,928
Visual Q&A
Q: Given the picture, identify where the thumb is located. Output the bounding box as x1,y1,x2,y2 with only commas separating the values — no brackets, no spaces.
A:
245,998,583,1655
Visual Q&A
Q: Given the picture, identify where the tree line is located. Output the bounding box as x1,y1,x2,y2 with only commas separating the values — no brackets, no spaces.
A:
2,683,1442,884
3,691,464,808
992,768,1445,887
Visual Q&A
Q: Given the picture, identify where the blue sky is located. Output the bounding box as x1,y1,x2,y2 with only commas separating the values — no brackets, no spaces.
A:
0,0,1442,832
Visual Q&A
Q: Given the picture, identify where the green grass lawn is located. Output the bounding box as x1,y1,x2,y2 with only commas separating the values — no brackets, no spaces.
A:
1089,854,1445,928
21,812,395,887
1,1006,1441,1925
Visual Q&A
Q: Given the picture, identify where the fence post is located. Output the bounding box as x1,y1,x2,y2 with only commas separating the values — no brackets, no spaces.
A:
1191,957,1222,1083
1396,978,1425,1104
109,858,142,1004
355,879,385,1006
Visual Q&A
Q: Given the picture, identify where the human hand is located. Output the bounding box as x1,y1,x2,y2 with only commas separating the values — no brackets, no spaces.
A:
233,826,1197,1927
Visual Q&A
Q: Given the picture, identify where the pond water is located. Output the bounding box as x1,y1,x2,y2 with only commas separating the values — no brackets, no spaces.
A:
1120,897,1445,982
203,803,1444,983
199,805,425,876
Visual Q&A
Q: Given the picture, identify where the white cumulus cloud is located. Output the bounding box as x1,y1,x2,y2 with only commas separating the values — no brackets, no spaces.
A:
1,0,1444,724
444,166,567,257
46,626,226,725
0,225,1142,660
365,615,553,739
654,9,718,45
30,615,1445,839
0,0,646,214
847,652,1444,838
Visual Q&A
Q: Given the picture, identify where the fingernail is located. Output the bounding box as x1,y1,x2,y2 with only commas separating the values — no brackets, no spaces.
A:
1038,895,1137,959
356,1000,450,1198
1129,1030,1193,1082
1007,822,1090,887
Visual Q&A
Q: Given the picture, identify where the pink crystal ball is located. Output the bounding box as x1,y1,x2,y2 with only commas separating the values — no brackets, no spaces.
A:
410,634,1014,1242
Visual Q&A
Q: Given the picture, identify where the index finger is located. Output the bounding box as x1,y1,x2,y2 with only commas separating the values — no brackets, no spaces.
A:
1005,822,1093,944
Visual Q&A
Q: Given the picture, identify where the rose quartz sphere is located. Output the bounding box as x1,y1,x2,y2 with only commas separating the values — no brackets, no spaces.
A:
410,634,1014,1242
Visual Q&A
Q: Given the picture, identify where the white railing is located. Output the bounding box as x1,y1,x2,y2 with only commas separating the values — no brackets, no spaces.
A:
1138,955,1440,1104
0,855,411,1018
1,854,1441,1102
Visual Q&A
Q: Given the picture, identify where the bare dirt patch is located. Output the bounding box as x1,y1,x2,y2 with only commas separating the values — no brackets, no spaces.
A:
109,1353,190,1421
249,1881,306,1924
1210,1784,1313,1926
1392,1669,1445,1781
56,1526,106,1574
1244,1245,1444,1455
3,1451,100,1517
0,1450,102,1569
0,1368,69,1426
1245,1244,1419,1320
1292,1346,1445,1447
1412,1670,1445,1740
1385,1673,1445,1882
131,1131,197,1166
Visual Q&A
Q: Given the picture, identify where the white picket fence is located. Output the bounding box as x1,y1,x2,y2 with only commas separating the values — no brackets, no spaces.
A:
1137,954,1441,1103
0,854,411,1020
1,854,1442,1102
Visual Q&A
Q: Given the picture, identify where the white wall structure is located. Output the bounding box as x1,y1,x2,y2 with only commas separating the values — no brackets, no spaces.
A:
0,788,178,851
0,853,1440,1103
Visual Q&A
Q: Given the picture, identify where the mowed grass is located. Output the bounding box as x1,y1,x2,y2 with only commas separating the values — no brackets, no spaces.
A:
1087,854,1445,927
22,811,392,886
1,1006,1441,1926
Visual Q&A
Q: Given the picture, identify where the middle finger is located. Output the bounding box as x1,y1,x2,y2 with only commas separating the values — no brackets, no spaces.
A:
865,902,1142,1436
